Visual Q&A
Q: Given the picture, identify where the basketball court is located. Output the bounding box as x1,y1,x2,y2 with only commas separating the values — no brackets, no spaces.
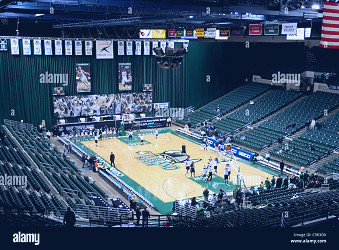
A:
73,129,280,214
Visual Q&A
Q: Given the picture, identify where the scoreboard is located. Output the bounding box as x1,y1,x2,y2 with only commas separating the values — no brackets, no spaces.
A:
143,84,153,91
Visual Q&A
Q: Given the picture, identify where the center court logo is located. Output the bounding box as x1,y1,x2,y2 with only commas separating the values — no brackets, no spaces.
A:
272,71,300,86
13,232,40,246
0,174,27,188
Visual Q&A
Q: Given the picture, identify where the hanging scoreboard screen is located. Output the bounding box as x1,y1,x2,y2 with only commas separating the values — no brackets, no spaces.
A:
143,84,153,91
53,87,65,96
118,63,132,91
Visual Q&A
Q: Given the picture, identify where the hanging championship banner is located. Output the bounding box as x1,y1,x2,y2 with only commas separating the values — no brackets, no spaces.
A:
249,24,262,35
215,30,229,40
205,28,216,38
75,40,82,55
168,29,176,38
168,41,175,49
118,41,125,55
281,23,297,35
286,28,305,40
55,40,63,55
264,23,279,35
10,38,19,55
118,63,132,91
219,27,231,37
195,28,205,37
44,40,53,55
22,39,31,55
160,41,167,53
85,41,93,55
0,39,7,51
96,40,114,59
139,29,153,39
153,29,166,39
135,41,142,55
65,40,72,55
231,27,244,37
176,29,184,38
76,63,91,93
33,39,42,55
126,41,133,55
152,41,159,55
144,41,150,55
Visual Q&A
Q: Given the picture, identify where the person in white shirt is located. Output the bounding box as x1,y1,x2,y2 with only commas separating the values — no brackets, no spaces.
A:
224,163,231,185
310,118,316,129
139,134,144,145
265,152,271,162
213,158,218,174
202,166,207,180
128,130,133,141
154,129,159,139
94,134,99,147
184,158,191,175
207,164,213,181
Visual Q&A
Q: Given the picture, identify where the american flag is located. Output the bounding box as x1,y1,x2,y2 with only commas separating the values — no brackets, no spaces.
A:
320,1,339,49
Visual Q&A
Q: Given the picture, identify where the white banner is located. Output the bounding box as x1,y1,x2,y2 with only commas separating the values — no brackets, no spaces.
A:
22,39,31,55
205,28,216,38
126,41,133,55
75,40,82,55
168,41,175,49
118,40,125,55
286,28,305,40
152,41,159,55
44,40,53,55
96,40,114,59
139,29,153,39
135,41,141,55
55,40,63,55
281,23,297,35
144,41,150,55
10,38,19,55
65,40,72,55
160,41,167,53
85,41,93,55
183,41,189,52
33,39,42,55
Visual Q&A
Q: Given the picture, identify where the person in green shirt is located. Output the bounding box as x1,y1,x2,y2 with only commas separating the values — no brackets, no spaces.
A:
203,187,209,202
271,176,276,188
265,177,271,190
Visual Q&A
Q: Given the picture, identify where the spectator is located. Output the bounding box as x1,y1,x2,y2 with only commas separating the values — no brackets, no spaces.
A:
191,197,199,207
280,161,285,174
276,175,283,188
283,176,289,188
110,152,115,166
63,207,76,228
271,176,276,188
306,120,310,131
135,206,141,226
142,208,150,227
217,189,225,202
203,187,209,202
88,154,95,170
265,177,271,189
67,142,72,154
265,152,271,162
310,118,316,129
46,130,51,141
81,153,87,168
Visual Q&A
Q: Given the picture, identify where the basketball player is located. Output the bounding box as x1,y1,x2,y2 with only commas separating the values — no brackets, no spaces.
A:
224,164,230,185
184,157,191,175
181,143,186,154
204,140,208,150
207,164,213,182
154,128,159,139
128,130,133,141
76,66,90,89
190,161,196,178
202,166,207,180
94,134,99,147
139,134,144,145
213,157,219,174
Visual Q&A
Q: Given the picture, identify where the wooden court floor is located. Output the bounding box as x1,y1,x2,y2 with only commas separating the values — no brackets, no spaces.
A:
81,132,274,203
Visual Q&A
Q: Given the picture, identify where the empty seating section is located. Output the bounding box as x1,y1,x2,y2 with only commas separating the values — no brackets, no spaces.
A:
1,123,111,219
270,113,339,166
177,83,271,127
214,90,301,134
234,92,339,150
318,158,339,174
